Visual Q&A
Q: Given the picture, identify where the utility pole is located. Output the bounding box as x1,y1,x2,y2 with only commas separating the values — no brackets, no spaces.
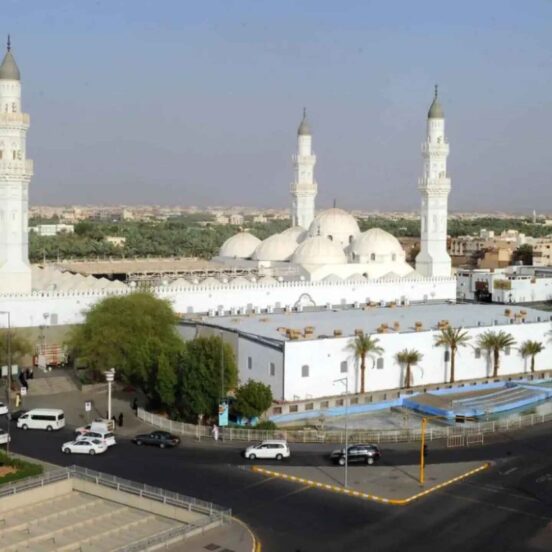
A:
0,311,12,455
333,377,349,488
420,417,427,485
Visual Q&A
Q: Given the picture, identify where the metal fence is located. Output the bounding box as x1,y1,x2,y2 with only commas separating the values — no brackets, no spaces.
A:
138,407,552,445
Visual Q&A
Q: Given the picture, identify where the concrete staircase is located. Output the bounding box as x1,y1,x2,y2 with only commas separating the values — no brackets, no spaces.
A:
24,373,78,396
0,491,183,551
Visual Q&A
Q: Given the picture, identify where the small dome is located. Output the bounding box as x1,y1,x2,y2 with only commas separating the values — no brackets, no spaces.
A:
292,236,347,266
428,85,444,119
308,208,360,248
280,225,307,243
297,108,311,136
0,40,20,81
219,232,261,259
349,228,405,263
252,233,298,261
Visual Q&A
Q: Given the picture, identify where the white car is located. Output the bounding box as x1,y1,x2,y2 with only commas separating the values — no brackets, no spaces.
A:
0,402,8,416
62,438,107,455
0,429,10,445
76,430,116,447
244,440,290,461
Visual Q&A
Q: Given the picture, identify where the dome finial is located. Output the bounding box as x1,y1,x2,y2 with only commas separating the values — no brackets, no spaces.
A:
298,107,311,136
434,83,438,99
428,84,444,119
7,35,11,52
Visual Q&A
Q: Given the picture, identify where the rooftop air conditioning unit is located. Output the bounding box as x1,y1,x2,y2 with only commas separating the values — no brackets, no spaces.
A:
267,305,274,313
326,302,332,310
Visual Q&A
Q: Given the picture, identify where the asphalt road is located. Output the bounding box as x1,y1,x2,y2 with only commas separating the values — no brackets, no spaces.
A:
2,419,552,552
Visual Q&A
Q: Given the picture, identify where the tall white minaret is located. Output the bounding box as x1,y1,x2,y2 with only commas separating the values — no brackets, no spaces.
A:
415,86,451,278
0,36,32,294
290,109,317,229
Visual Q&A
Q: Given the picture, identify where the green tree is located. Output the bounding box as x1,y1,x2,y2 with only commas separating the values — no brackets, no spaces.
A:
519,340,544,373
348,333,383,394
477,330,516,378
395,349,423,388
0,330,33,367
177,336,238,422
66,292,183,402
434,327,471,384
234,380,273,419
512,244,533,266
156,353,177,409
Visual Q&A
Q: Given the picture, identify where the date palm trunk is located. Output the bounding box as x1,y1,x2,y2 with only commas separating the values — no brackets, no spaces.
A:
360,355,366,394
450,346,456,384
493,348,500,378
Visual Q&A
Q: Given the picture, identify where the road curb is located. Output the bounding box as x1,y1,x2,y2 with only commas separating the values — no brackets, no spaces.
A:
251,462,491,505
232,516,261,552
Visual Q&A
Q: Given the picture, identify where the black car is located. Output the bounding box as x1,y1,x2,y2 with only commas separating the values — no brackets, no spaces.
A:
330,444,381,466
132,430,180,448
7,410,27,422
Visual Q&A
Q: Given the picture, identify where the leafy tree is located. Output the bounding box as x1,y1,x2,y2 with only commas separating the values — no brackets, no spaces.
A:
177,336,238,422
477,330,516,378
156,353,177,408
434,327,471,384
66,292,183,402
234,380,273,419
395,349,423,388
0,330,33,367
348,333,383,394
519,340,544,373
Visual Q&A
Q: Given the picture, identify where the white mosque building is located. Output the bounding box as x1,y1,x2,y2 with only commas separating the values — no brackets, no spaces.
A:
0,39,455,328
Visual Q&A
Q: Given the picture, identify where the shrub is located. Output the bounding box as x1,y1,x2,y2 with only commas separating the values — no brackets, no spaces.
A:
0,451,43,485
255,420,277,430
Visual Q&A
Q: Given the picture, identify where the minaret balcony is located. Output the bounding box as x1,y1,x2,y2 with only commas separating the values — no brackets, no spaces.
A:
421,142,449,154
0,159,33,177
290,182,318,194
291,154,316,164
0,112,30,126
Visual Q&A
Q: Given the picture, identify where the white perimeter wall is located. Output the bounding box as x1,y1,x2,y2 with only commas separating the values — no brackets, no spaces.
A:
0,277,456,328
281,321,552,401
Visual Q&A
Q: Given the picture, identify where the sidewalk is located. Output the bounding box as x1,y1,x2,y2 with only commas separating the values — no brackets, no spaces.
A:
252,460,490,504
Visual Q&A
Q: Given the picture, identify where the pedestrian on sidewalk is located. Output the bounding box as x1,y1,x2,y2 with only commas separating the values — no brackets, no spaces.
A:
118,412,124,427
211,423,219,441
132,397,138,415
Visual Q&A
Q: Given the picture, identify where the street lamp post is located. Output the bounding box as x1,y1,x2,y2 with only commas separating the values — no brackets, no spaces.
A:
333,376,349,488
420,417,427,485
105,368,115,421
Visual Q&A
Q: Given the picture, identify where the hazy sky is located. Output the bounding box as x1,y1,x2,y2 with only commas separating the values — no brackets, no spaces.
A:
4,0,552,211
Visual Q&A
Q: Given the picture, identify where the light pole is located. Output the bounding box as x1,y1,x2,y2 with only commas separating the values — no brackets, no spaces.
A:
105,368,115,422
333,376,349,488
0,311,12,455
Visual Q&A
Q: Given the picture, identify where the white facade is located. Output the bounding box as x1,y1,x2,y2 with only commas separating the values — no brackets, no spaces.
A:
290,110,317,229
0,41,32,294
416,87,452,278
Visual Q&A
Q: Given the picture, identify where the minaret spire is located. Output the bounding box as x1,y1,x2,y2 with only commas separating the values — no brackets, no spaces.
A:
415,88,451,278
7,35,11,52
291,109,317,229
434,83,438,99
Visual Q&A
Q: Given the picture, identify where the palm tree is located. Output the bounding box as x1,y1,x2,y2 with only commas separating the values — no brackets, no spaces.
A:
395,349,423,388
477,330,516,378
348,333,383,394
519,340,545,373
434,327,471,384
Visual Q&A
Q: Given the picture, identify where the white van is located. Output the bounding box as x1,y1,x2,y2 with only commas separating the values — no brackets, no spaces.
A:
17,409,65,431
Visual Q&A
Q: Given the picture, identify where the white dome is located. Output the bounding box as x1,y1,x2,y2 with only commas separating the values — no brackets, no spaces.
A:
308,208,360,248
281,226,307,243
219,232,261,259
291,236,347,266
252,233,298,261
349,228,405,263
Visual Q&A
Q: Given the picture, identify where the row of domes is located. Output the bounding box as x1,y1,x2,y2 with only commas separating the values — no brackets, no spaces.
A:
219,208,406,266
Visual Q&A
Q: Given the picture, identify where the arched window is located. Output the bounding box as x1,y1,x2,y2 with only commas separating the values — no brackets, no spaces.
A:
370,253,375,261
349,235,353,244
376,358,384,369
302,365,310,377
340,361,348,373
328,235,333,241
391,254,396,261
444,351,450,362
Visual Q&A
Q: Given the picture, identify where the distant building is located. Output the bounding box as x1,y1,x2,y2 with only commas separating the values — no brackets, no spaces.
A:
253,214,267,223
105,236,126,247
215,214,229,225
229,214,244,225
532,238,552,267
30,224,74,236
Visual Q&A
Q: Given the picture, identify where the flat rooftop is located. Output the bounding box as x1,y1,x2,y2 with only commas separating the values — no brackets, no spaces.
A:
195,303,552,342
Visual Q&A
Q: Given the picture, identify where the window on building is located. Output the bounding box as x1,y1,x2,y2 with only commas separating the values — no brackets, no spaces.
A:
475,348,481,359
505,346,511,356
391,253,396,261
269,362,275,376
301,365,309,377
340,361,348,373
376,357,384,369
444,351,450,362
328,235,333,241
370,253,376,261
11,103,16,113
247,357,252,370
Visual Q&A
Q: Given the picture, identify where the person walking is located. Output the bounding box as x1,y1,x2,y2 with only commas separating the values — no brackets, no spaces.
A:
118,412,124,427
132,398,138,415
212,423,219,442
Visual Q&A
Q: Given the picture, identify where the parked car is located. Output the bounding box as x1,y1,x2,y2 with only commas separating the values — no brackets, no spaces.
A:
243,440,290,461
76,430,116,447
132,431,180,448
0,429,10,445
17,409,65,431
75,419,115,434
330,444,381,466
7,410,26,422
62,438,107,455
0,402,8,416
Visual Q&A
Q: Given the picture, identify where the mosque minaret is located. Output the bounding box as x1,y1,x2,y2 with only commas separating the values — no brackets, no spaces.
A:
0,36,32,294
415,86,452,278
290,109,317,229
